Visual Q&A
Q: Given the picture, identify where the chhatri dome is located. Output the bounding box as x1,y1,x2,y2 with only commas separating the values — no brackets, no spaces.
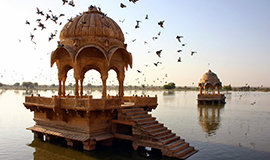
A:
198,69,222,95
51,5,132,98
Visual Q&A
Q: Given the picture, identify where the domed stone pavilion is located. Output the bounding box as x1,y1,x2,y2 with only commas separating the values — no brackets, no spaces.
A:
51,5,132,98
197,70,226,104
24,6,197,159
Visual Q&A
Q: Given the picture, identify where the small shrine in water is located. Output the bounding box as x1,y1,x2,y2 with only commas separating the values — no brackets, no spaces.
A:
197,70,226,104
24,6,197,159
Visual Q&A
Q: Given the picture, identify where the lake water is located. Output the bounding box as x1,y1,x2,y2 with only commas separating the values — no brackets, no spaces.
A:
0,89,270,160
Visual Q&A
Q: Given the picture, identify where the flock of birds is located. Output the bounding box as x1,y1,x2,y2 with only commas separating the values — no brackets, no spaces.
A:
117,1,198,85
13,0,200,87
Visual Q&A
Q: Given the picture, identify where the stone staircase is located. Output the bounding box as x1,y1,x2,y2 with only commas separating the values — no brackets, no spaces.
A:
117,107,198,159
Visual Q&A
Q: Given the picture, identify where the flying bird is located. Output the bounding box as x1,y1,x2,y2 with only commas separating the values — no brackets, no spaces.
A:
120,3,126,8
152,37,158,41
45,14,50,21
68,0,75,7
135,20,141,29
30,33,34,41
156,50,162,57
62,0,68,5
178,57,181,62
119,19,125,23
191,51,197,56
145,14,149,19
158,31,161,36
177,50,182,52
144,41,148,45
36,7,44,15
25,20,30,25
176,35,183,42
129,0,139,4
158,20,164,28
132,39,136,42
137,70,141,73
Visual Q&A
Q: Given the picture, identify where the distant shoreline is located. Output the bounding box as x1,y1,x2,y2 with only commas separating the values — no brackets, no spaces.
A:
1,85,269,92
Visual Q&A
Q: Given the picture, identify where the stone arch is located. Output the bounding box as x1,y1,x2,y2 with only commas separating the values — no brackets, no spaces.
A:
108,47,132,70
75,45,108,79
51,46,76,67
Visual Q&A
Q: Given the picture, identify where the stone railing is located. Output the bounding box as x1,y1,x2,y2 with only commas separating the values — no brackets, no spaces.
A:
197,94,225,100
122,95,158,106
25,94,121,110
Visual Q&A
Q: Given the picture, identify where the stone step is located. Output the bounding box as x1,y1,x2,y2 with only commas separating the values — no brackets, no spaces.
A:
175,146,195,158
165,139,185,148
133,117,156,122
151,129,171,137
147,126,167,133
141,123,164,130
125,110,148,116
160,136,180,145
118,108,144,113
137,120,158,125
130,114,151,119
155,132,176,141
170,142,189,153
178,150,198,160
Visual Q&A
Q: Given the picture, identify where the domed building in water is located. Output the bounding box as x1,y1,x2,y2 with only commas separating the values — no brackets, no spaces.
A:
51,5,132,98
197,70,226,104
24,6,197,159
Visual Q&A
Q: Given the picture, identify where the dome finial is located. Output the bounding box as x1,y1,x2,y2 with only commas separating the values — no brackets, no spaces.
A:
88,5,99,13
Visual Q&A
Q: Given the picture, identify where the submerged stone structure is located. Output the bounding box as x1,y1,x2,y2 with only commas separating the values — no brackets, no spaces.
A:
197,70,226,104
24,6,197,159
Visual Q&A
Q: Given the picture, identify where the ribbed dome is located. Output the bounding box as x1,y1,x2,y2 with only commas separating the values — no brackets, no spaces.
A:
199,70,221,86
59,5,124,49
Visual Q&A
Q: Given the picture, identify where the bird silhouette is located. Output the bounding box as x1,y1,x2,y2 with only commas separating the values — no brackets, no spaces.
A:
156,50,162,58
25,20,30,25
158,20,164,28
36,7,44,16
145,14,149,19
137,70,141,73
30,33,34,41
177,50,182,52
62,0,68,5
158,31,161,36
120,3,127,8
129,0,139,4
135,20,141,29
176,35,183,42
182,43,186,47
191,51,197,56
45,14,50,21
144,41,148,45
152,37,158,41
68,0,75,7
119,19,125,23
177,57,181,62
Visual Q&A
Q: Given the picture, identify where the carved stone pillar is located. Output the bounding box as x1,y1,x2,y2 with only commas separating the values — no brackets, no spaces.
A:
62,76,67,97
80,77,84,96
58,79,62,97
101,74,108,98
199,86,203,94
75,78,79,97
117,74,125,97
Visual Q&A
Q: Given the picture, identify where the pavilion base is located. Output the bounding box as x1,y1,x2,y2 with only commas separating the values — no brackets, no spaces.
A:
197,94,226,105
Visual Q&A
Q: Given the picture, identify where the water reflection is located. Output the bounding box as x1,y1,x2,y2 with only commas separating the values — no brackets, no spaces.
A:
28,138,170,160
198,104,225,136
163,90,175,95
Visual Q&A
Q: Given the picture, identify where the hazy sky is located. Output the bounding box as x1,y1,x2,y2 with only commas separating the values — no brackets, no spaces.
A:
1,0,270,87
